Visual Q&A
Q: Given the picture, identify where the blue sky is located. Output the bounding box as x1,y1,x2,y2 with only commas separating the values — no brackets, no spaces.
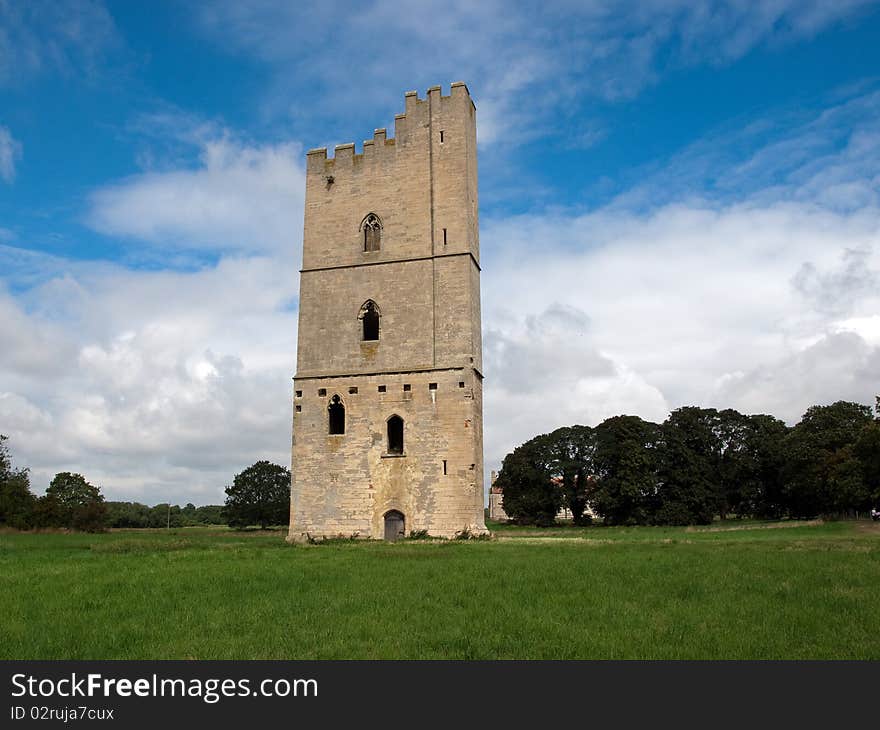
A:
2,1,880,504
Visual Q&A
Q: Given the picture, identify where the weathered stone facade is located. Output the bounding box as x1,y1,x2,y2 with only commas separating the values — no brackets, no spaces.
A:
288,82,488,541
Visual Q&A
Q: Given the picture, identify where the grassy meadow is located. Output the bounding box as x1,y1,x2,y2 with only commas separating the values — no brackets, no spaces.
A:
2,520,879,659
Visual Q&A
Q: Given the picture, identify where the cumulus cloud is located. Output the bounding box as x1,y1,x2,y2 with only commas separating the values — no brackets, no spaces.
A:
467,85,880,470
483,201,879,447
0,125,21,182
0,251,298,503
87,133,306,256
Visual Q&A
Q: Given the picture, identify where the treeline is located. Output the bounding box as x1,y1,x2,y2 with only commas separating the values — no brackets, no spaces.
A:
103,502,225,528
496,400,880,526
0,435,290,532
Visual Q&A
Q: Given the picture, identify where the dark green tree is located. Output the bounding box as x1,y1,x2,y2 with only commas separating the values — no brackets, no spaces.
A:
495,434,560,526
655,407,719,525
194,504,225,524
735,414,790,518
32,493,64,529
591,415,661,525
783,401,874,517
854,421,880,508
45,472,107,531
0,435,36,529
544,425,596,524
223,461,290,529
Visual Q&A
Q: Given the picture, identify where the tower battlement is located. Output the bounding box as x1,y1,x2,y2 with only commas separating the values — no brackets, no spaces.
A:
305,82,474,171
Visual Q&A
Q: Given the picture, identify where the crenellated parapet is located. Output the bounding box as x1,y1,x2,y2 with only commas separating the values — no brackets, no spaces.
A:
306,82,474,174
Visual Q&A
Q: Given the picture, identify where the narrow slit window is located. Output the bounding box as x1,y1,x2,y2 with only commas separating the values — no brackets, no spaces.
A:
443,228,447,245
328,395,345,435
442,459,447,475
387,415,404,455
440,130,444,143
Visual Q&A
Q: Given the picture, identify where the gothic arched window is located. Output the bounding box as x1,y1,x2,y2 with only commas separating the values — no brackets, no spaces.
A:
387,414,404,455
359,300,380,341
361,213,382,252
328,395,345,435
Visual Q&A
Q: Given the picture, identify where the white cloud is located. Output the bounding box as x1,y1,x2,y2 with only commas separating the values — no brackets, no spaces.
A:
0,251,298,504
3,127,307,505
479,196,880,474
87,134,306,256
0,125,21,182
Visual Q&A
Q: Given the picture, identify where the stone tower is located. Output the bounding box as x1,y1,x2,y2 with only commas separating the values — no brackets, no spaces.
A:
288,82,488,541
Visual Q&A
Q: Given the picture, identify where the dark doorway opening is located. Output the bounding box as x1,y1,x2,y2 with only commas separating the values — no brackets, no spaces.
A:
384,510,405,541
387,415,404,454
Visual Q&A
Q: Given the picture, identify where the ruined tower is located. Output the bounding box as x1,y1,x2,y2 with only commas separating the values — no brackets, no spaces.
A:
288,83,488,541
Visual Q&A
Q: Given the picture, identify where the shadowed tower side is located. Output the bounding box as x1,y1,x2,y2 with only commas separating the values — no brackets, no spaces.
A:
289,83,488,541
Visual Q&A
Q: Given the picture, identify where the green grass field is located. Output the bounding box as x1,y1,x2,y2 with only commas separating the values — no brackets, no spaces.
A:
2,520,879,659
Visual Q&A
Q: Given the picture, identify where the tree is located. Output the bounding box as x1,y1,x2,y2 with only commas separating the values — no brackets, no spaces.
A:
544,425,596,524
655,408,719,525
591,415,661,525
224,461,290,529
0,435,36,529
854,421,880,508
783,401,874,518
45,472,107,531
495,435,560,526
735,415,789,519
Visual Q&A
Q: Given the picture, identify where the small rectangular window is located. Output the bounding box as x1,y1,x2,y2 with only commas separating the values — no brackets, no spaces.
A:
349,386,358,395
429,383,438,390
458,381,465,388
378,385,386,393
318,388,326,396
295,405,302,413
295,390,302,398
403,384,411,392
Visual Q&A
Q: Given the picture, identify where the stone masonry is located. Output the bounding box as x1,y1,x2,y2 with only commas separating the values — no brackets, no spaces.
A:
288,82,489,541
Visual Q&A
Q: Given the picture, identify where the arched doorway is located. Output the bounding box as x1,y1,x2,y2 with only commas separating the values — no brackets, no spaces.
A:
384,510,405,542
